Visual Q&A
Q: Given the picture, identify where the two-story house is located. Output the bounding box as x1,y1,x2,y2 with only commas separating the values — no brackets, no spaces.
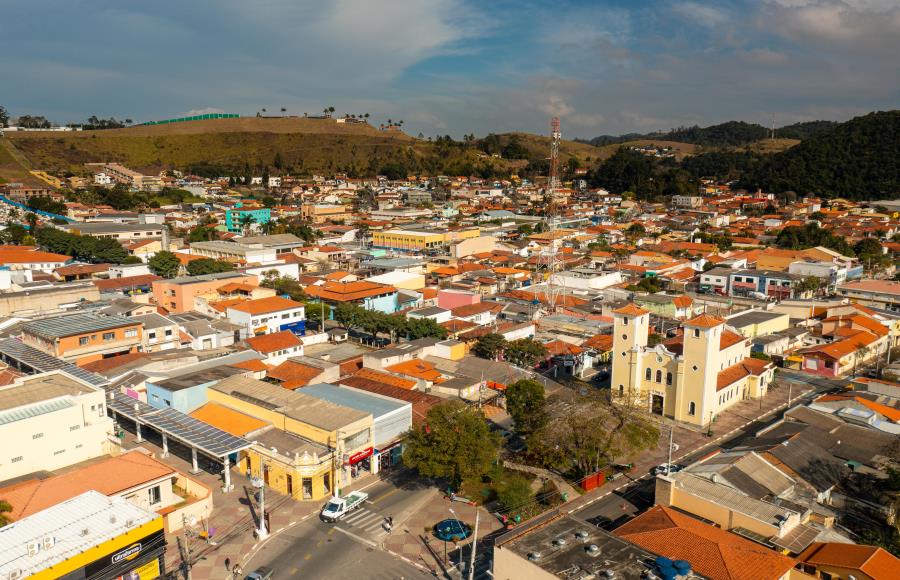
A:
225,296,306,338
20,314,143,366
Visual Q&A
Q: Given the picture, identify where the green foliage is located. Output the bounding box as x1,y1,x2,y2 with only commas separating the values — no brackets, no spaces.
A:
0,499,11,526
750,351,772,361
796,276,822,294
504,338,548,368
740,111,900,199
188,225,219,242
506,379,546,437
379,161,407,181
662,121,769,147
403,316,449,340
625,222,646,239
69,185,202,211
0,223,28,245
186,257,234,276
261,271,306,301
34,227,128,263
855,237,889,270
496,474,534,513
626,277,663,294
403,401,500,485
26,195,66,215
776,120,838,140
472,333,507,360
588,148,658,198
775,223,854,257
122,255,144,264
147,250,181,278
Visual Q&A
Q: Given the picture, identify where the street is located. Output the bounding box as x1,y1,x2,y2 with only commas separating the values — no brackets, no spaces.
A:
243,469,437,579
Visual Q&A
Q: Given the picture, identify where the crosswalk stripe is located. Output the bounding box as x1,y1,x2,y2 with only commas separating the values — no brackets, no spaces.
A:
351,512,381,527
342,509,373,524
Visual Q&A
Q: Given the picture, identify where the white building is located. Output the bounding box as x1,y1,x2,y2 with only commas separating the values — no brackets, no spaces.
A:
225,296,306,338
0,371,114,481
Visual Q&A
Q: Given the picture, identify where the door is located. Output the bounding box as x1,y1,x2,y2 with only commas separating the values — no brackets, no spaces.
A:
651,394,664,415
263,465,269,485
286,475,293,496
302,478,313,500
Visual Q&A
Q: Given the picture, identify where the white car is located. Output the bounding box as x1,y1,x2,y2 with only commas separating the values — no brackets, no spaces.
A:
652,463,683,476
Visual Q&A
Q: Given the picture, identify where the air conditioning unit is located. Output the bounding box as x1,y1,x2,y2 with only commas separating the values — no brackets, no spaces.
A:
27,542,40,557
8,569,23,580
41,536,55,550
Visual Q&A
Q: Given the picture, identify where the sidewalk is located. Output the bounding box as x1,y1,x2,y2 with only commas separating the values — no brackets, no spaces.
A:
382,489,503,578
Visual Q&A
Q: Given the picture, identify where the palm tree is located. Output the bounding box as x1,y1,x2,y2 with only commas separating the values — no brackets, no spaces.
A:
239,214,257,236
262,108,267,114
0,499,12,526
328,106,335,116
280,107,287,115
364,113,370,119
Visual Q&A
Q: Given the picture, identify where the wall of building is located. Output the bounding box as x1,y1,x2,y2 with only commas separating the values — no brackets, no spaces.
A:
492,546,558,580
0,285,101,317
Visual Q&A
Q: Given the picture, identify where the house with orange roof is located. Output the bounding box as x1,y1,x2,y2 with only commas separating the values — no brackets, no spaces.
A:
612,307,774,428
267,357,340,389
225,295,306,337
305,280,400,313
384,358,445,387
615,505,801,580
0,450,212,532
0,245,71,272
244,330,304,365
796,328,882,377
797,542,900,580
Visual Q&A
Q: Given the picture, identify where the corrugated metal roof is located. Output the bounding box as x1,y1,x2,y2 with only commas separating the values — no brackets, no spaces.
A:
672,472,798,526
0,491,157,578
0,338,109,388
22,314,135,339
0,397,75,425
301,383,408,419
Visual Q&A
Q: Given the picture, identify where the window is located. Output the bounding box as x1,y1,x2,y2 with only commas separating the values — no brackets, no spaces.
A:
79,336,90,346
148,485,161,505
666,372,673,385
645,368,652,380
656,370,662,383
622,334,628,340
53,449,65,455
11,456,23,463
692,365,698,371
282,313,290,320
102,332,115,341
688,402,696,415
618,385,624,397
693,328,700,338
97,405,104,417
165,329,172,337
124,329,137,338
623,317,629,324
148,332,156,340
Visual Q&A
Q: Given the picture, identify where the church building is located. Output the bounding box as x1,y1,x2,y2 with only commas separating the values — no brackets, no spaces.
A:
610,304,775,429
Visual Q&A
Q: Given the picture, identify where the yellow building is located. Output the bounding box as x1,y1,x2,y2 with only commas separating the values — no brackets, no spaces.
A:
725,309,790,339
373,227,480,252
611,304,775,428
208,375,373,500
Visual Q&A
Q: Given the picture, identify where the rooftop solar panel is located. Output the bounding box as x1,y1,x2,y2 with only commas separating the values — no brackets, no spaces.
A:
107,393,251,458
0,338,109,388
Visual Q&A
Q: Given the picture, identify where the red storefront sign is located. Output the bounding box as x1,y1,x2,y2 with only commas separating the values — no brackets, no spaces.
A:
347,447,373,465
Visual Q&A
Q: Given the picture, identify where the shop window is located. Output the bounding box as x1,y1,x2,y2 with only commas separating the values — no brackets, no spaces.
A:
688,402,696,416
666,372,673,385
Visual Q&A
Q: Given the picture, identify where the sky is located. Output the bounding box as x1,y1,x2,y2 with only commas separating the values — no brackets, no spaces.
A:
1,0,899,139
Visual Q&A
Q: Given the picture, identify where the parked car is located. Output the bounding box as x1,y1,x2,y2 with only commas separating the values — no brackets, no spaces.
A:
245,567,274,580
651,463,683,476
434,518,472,542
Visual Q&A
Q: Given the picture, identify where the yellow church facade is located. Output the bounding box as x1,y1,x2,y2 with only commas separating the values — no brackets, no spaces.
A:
611,304,775,429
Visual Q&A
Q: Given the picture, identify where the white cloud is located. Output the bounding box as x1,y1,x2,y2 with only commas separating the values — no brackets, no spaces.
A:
672,2,729,27
178,107,226,117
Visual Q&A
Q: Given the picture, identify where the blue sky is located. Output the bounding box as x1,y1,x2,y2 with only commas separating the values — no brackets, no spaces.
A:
1,0,898,138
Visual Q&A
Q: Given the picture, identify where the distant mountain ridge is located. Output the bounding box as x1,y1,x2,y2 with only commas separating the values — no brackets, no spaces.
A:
578,119,839,148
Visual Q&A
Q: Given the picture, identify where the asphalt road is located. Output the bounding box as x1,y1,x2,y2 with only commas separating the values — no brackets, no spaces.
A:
244,469,436,579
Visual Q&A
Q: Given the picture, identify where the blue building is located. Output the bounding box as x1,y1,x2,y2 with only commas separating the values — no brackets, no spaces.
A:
225,207,271,233
146,367,245,413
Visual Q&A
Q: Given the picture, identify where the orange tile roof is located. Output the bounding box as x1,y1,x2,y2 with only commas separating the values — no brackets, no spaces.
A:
229,359,268,373
672,295,693,308
544,340,583,356
245,330,303,354
798,542,900,580
267,359,324,389
612,303,649,316
685,313,725,328
799,330,878,360
217,282,257,294
615,505,797,580
385,359,444,382
450,302,500,318
228,295,304,315
80,352,149,373
0,246,71,264
584,334,613,351
720,330,746,350
420,287,439,300
190,402,270,436
0,451,176,521
352,368,417,390
305,280,397,302
93,274,161,291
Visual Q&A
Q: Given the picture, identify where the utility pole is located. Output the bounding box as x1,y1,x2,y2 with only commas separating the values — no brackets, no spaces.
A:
468,509,480,580
176,535,192,580
666,423,675,474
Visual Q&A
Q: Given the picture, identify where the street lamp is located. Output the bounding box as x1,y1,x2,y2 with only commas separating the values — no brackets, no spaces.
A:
251,474,268,540
448,508,465,579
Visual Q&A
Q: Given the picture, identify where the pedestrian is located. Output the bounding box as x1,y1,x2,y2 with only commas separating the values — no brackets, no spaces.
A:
387,515,393,527
224,557,231,571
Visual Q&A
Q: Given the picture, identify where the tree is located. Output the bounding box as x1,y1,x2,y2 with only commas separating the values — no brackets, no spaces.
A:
0,499,12,526
506,379,546,437
148,251,181,278
625,222,646,240
403,316,448,340
472,333,507,360
186,258,234,276
261,271,306,301
334,302,362,332
239,213,257,236
496,474,533,514
855,237,888,271
0,105,9,128
797,276,822,295
403,401,500,485
505,338,548,368
0,223,28,245
531,390,659,478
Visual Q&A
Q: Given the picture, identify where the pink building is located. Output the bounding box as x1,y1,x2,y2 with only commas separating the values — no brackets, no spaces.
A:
437,289,480,310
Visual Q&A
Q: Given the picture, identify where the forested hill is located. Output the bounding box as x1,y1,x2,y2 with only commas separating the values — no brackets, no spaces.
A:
579,119,840,148
737,110,900,199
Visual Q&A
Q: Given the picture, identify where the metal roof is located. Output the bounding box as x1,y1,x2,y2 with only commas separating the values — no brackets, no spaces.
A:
21,314,135,340
0,398,75,426
107,392,252,458
0,338,110,388
300,383,409,419
0,490,158,578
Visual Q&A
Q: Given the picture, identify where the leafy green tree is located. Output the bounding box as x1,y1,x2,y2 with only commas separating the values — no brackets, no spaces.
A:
403,316,449,340
855,237,888,270
334,302,362,331
505,338,548,368
472,333,507,360
91,238,128,263
797,276,822,295
186,258,234,276
0,105,9,128
122,255,144,264
403,401,500,485
148,251,181,278
188,225,218,242
625,222,646,240
261,271,306,301
0,224,28,245
506,379,546,437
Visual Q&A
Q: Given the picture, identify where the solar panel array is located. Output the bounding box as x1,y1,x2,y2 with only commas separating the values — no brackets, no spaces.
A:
108,393,251,458
0,338,109,388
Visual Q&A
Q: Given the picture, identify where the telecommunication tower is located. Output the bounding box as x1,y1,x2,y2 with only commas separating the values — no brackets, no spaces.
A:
539,117,563,313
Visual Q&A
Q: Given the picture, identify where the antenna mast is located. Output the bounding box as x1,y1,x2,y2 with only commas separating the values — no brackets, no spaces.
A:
541,117,562,313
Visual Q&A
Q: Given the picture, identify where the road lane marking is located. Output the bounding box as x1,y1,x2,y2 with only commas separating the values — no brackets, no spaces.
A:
371,487,400,504
333,525,378,548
